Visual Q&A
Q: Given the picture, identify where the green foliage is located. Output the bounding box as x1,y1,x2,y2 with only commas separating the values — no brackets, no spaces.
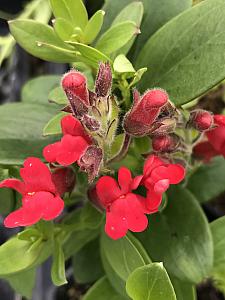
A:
210,216,225,293
136,0,225,106
83,276,127,300
22,75,61,105
126,263,177,300
187,157,225,203
101,232,150,296
73,238,104,284
51,239,67,286
48,86,68,105
43,112,68,136
170,277,197,300
83,10,105,44
131,0,192,60
0,103,58,165
137,187,213,284
9,20,77,62
96,21,138,55
6,268,36,299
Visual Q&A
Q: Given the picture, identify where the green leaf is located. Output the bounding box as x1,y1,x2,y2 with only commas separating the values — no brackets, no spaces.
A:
9,20,77,62
136,0,225,106
126,263,177,300
170,277,197,300
111,2,143,55
96,21,138,55
22,75,61,105
83,276,127,300
187,157,225,203
0,186,15,214
50,0,88,30
0,236,52,276
51,240,67,286
101,0,131,33
210,216,225,293
133,137,151,154
73,238,104,284
0,103,58,165
67,42,111,68
83,10,105,44
64,228,100,259
101,232,150,296
137,186,213,284
53,18,74,41
5,268,36,299
48,86,68,105
129,67,147,88
131,0,191,60
113,55,135,74
43,112,68,136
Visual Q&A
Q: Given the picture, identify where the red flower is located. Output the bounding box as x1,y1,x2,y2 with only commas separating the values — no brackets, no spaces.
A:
142,155,185,212
0,158,64,228
96,167,147,240
43,115,91,166
194,115,225,162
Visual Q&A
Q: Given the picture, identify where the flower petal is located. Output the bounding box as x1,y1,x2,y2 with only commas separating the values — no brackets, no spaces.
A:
194,141,219,162
154,179,170,194
96,176,121,208
151,164,185,185
105,210,128,240
56,135,89,166
131,175,144,190
110,194,148,233
118,167,132,194
61,115,91,143
20,157,56,193
4,207,41,228
0,179,25,195
146,189,162,214
143,155,164,177
43,142,61,163
42,195,64,220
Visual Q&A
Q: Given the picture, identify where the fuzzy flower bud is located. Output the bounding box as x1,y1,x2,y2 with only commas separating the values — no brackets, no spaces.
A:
152,134,180,153
189,109,213,132
95,62,112,97
62,71,89,117
51,167,76,195
123,89,169,136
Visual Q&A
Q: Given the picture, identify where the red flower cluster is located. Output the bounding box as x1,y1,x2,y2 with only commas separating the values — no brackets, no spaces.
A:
43,115,91,166
96,155,185,240
0,158,65,227
194,114,225,162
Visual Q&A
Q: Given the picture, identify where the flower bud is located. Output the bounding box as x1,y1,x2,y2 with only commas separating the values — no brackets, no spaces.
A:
62,71,89,117
189,109,213,132
95,62,112,97
51,167,76,195
88,185,104,211
123,88,169,136
152,134,180,153
82,115,101,132
78,146,103,182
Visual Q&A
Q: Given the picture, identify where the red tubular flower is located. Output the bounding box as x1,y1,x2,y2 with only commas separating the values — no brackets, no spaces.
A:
96,167,148,240
0,158,64,228
123,89,169,136
142,155,185,212
194,115,225,161
62,71,89,117
43,115,91,166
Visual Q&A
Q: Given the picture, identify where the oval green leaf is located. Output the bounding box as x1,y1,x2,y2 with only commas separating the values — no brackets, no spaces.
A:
136,0,225,106
9,20,77,62
126,263,177,300
43,112,68,136
96,21,138,55
83,276,127,300
137,186,213,284
53,18,74,41
48,86,68,105
51,240,67,286
83,10,105,44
